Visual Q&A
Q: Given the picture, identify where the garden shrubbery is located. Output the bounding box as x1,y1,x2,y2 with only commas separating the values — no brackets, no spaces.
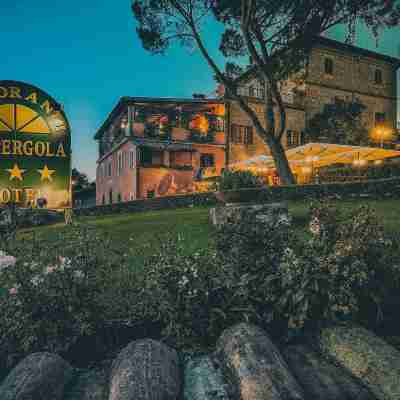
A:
216,169,265,191
0,226,126,371
319,161,400,182
1,201,400,371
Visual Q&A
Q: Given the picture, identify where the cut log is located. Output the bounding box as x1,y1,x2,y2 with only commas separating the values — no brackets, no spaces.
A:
183,355,229,400
216,323,304,400
64,368,108,400
109,339,181,400
0,352,73,400
283,344,376,400
319,324,400,400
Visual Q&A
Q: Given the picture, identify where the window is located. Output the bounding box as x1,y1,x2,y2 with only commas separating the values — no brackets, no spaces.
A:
129,151,135,168
109,190,113,204
147,190,155,199
244,126,254,145
287,130,300,147
375,112,386,126
248,86,255,97
286,130,293,147
213,116,225,132
117,193,122,203
231,124,242,144
108,160,112,177
231,124,253,144
374,69,383,85
324,58,333,75
117,152,123,176
200,154,215,168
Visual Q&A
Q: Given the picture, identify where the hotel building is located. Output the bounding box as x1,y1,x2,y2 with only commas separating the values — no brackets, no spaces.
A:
95,37,399,204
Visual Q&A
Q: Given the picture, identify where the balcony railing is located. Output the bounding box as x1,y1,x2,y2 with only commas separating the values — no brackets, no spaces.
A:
140,163,193,171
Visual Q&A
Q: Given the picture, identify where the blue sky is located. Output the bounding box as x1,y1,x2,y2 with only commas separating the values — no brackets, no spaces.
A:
2,1,399,179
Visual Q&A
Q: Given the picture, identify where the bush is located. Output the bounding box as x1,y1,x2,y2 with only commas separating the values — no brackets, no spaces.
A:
319,161,400,182
213,200,400,337
1,200,399,368
216,169,264,191
0,225,124,370
136,236,253,350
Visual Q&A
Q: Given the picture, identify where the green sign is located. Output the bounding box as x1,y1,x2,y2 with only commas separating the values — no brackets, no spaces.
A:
0,81,71,209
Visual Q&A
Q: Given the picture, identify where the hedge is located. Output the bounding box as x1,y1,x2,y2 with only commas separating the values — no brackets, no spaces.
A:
74,177,400,217
73,192,218,217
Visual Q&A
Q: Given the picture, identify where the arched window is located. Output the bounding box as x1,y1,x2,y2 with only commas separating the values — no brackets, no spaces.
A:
324,58,333,75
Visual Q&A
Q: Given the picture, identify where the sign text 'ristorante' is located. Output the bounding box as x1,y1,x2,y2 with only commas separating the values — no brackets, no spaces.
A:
0,81,71,208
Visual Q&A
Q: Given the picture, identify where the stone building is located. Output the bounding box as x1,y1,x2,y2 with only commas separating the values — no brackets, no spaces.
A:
94,37,399,204
228,36,399,164
95,97,226,204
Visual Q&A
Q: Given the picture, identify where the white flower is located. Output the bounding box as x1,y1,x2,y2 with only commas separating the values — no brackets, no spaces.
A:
0,253,16,271
45,265,57,274
178,275,189,287
309,217,321,235
31,275,44,287
59,256,72,269
284,247,295,258
9,284,21,295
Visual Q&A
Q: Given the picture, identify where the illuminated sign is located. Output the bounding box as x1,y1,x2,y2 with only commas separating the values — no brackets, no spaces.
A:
0,81,71,208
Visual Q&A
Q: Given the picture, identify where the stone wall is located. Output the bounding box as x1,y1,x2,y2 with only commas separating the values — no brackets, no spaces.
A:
228,100,306,164
74,192,218,217
228,39,398,166
305,43,397,134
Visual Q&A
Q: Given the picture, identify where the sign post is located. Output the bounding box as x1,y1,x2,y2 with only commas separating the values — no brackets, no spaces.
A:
0,81,72,212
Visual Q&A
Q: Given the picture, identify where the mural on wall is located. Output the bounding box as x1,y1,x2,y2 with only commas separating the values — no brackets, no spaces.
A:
0,81,71,209
157,170,195,196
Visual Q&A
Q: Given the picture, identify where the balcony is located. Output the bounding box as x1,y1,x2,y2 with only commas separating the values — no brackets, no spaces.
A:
140,163,193,171
131,102,226,145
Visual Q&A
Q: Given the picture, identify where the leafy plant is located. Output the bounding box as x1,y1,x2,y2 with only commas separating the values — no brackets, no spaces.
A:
0,225,124,371
308,97,370,145
216,169,264,191
137,236,252,350
214,199,400,338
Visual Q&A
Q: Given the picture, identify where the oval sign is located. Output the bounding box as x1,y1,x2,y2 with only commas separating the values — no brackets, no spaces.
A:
0,81,71,209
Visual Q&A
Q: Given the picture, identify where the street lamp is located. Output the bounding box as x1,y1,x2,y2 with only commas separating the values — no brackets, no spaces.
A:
373,126,393,148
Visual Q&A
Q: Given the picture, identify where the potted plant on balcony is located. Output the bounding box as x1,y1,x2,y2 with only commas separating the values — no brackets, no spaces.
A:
214,170,267,204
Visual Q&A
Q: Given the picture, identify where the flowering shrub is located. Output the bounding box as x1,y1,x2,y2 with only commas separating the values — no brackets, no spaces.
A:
136,236,265,350
214,200,400,337
0,225,122,370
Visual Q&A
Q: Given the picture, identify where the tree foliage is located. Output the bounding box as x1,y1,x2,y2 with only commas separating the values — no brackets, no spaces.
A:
71,168,90,191
132,0,400,183
308,97,370,146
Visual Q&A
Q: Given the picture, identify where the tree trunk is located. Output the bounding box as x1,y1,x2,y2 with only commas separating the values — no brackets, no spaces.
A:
263,132,296,185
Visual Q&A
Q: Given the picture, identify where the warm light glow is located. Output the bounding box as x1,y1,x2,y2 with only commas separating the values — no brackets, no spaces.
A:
374,160,383,165
190,114,209,134
371,126,393,143
214,104,225,117
305,155,319,163
353,159,366,167
302,166,312,174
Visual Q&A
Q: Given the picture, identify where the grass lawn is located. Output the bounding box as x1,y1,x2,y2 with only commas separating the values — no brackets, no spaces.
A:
19,198,400,253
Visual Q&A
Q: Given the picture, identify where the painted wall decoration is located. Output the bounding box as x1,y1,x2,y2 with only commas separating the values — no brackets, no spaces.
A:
0,81,71,208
